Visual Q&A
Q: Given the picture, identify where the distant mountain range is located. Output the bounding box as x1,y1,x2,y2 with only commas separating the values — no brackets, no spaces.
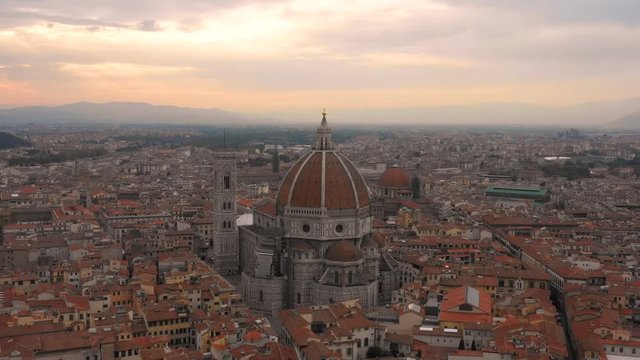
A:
0,100,638,128
0,102,252,126
610,110,640,129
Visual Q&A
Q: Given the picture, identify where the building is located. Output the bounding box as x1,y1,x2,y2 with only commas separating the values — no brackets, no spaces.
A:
371,165,413,220
439,286,492,330
484,186,550,203
210,151,240,275
240,113,399,315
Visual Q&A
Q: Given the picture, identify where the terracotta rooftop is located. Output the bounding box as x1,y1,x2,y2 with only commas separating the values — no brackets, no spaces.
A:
277,148,369,210
378,165,411,189
325,240,362,262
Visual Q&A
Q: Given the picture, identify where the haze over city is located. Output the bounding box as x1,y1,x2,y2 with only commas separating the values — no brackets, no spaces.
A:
3,2,640,360
1,0,640,125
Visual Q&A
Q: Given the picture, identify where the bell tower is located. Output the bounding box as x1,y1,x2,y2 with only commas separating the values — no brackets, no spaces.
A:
210,151,239,275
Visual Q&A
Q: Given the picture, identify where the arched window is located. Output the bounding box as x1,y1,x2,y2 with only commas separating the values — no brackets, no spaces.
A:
297,292,301,304
223,175,230,189
259,290,263,302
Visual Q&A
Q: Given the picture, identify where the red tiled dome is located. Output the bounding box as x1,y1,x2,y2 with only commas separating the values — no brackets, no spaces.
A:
378,165,410,189
325,240,362,262
277,112,369,211
277,150,369,210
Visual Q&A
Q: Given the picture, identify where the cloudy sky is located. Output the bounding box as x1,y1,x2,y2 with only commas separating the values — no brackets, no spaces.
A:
1,0,639,118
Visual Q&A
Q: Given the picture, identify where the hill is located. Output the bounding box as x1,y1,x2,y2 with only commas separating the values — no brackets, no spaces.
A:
2,99,640,127
610,110,640,129
0,102,252,125
0,132,31,149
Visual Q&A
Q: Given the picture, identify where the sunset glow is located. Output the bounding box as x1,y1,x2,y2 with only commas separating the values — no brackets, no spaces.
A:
1,0,639,115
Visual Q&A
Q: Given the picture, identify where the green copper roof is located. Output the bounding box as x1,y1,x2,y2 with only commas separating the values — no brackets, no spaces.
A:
485,186,548,197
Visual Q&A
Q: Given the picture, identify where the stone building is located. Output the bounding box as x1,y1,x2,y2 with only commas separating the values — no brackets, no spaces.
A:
239,113,399,315
210,151,240,275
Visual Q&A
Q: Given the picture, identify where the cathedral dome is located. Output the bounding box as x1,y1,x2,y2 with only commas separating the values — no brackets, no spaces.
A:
378,165,410,189
325,240,362,262
277,112,369,211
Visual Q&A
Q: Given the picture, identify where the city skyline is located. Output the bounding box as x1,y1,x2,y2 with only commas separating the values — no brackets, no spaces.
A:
1,0,640,124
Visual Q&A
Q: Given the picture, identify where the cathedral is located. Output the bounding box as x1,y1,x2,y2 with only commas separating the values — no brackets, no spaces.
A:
237,112,400,315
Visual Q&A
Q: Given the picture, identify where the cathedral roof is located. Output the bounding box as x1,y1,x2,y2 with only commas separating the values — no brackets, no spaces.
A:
325,240,362,262
277,113,369,211
378,165,411,189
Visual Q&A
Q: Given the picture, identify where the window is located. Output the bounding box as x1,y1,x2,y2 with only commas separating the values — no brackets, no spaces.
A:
259,290,264,302
302,224,310,233
297,293,301,304
335,271,339,284
349,271,353,284
364,338,369,347
347,348,352,356
223,175,230,189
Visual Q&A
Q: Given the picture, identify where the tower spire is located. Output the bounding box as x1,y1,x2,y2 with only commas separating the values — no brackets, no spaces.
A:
314,109,333,150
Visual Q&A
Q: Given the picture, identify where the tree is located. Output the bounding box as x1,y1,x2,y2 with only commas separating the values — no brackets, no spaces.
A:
272,149,280,173
390,343,399,357
411,176,421,199
366,346,391,358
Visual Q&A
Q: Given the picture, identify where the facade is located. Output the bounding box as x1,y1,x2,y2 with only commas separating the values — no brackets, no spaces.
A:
210,151,240,275
240,113,399,315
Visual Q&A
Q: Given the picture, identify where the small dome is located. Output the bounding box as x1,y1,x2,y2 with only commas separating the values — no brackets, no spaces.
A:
378,165,411,189
325,240,362,262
